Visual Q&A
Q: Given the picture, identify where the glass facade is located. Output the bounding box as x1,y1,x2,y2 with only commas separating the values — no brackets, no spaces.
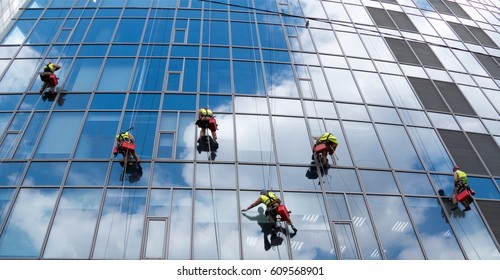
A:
0,0,499,260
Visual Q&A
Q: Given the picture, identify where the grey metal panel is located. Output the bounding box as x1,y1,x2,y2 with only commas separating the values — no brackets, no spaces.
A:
429,0,452,14
474,53,500,79
444,0,471,19
388,10,418,33
434,81,476,115
448,22,479,44
466,26,498,48
385,37,420,65
367,7,397,29
438,129,488,175
467,133,500,177
408,41,444,68
408,77,449,112
476,200,500,244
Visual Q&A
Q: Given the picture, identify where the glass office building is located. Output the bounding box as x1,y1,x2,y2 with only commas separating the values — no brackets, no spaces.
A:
0,0,499,260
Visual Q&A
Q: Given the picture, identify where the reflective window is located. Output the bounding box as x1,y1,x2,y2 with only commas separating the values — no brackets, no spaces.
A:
270,98,302,116
35,112,84,158
258,23,286,49
148,189,171,217
93,188,147,259
367,195,425,259
0,188,15,226
114,19,145,42
343,121,389,168
324,69,362,102
158,133,174,159
109,45,139,56
399,109,431,126
361,34,396,61
54,93,90,110
264,63,298,97
346,194,382,259
193,190,239,259
23,162,66,186
78,45,108,56
97,58,135,91
326,194,350,221
309,66,331,100
238,164,279,191
195,163,236,189
377,124,424,170
231,22,258,47
382,75,422,109
460,85,498,119
354,71,393,106
396,172,435,196
0,188,58,258
144,18,173,43
407,127,454,172
90,93,125,110
337,103,370,121
273,116,310,164
144,220,167,259
108,162,150,187
74,112,120,158
127,93,161,110
0,162,26,186
131,58,166,91
335,223,359,260
233,61,265,95
235,115,274,163
163,94,195,110
0,59,40,93
456,116,487,134
84,19,118,42
310,29,342,55
2,19,35,44
428,113,460,130
168,189,192,259
65,162,108,186
120,111,157,160
26,19,63,44
304,101,337,119
64,58,103,92
406,197,464,259
359,170,399,194
468,177,500,199
43,188,102,259
369,106,401,124
336,32,369,58
281,166,324,191
14,112,48,159
200,60,230,93
0,95,20,110
152,163,193,187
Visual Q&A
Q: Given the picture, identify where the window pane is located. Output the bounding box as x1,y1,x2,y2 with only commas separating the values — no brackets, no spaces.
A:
0,162,26,186
43,188,102,259
90,93,125,110
468,177,500,200
324,69,362,102
152,163,193,187
114,19,145,42
354,71,393,106
93,189,147,259
195,163,235,188
23,162,66,186
396,172,435,196
0,59,39,93
335,223,360,259
2,20,35,44
407,127,454,172
193,190,239,259
345,194,382,259
377,124,424,170
367,195,424,259
235,115,275,163
14,112,48,159
359,170,399,194
326,194,350,220
64,58,103,92
121,111,157,160
382,75,422,109
65,162,108,186
369,106,401,124
145,220,166,259
231,22,258,47
343,122,389,168
0,188,15,226
148,189,171,217
200,60,231,93
158,133,174,159
168,190,192,259
108,162,150,187
84,18,117,42
406,197,464,259
233,61,265,95
26,19,63,44
131,58,166,91
0,95,21,110
264,63,298,97
97,58,135,91
0,188,58,258
176,112,196,160
337,103,370,121
35,112,84,158
238,164,279,190
273,116,310,164
74,112,120,158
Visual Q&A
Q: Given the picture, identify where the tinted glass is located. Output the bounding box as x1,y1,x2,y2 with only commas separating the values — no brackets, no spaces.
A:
74,112,120,159
23,162,66,186
65,162,108,186
35,112,84,158
377,124,424,170
359,170,399,194
168,190,192,259
343,122,389,168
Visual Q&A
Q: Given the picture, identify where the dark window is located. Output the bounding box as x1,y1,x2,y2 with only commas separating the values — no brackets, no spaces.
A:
429,0,452,14
467,26,498,48
473,53,500,79
476,200,500,243
367,7,396,29
387,10,418,33
408,41,444,68
437,129,488,175
444,1,471,19
467,133,500,176
385,38,419,65
434,81,476,115
408,77,449,112
448,22,479,44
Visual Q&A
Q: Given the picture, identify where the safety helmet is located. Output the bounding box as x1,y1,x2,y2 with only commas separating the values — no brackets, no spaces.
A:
453,166,460,172
260,189,268,195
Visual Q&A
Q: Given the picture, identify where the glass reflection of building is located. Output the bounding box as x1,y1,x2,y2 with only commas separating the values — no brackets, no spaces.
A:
0,0,499,260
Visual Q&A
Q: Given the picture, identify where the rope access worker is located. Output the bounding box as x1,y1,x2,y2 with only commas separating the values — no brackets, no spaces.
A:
451,166,472,212
39,62,61,94
196,108,218,143
241,189,297,234
115,131,141,168
313,132,338,167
